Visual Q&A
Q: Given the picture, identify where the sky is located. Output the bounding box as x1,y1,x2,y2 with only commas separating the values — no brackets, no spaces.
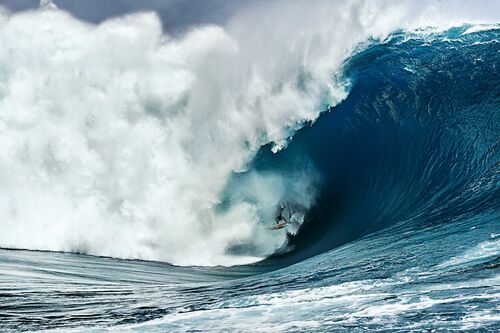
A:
0,0,253,33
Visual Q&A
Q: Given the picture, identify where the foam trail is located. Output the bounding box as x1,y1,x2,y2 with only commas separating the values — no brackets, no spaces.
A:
0,0,498,266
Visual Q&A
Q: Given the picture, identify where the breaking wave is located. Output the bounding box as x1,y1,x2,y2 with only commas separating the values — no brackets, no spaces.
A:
0,0,498,266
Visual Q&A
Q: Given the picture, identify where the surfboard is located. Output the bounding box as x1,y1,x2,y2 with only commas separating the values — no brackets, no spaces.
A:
268,222,287,230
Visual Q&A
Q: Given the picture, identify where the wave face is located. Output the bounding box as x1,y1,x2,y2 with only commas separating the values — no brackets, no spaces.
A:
239,26,500,266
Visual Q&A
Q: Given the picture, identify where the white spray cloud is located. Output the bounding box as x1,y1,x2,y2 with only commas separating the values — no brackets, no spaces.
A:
0,0,498,266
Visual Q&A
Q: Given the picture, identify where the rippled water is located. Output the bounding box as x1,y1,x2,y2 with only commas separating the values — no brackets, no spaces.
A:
1,210,498,332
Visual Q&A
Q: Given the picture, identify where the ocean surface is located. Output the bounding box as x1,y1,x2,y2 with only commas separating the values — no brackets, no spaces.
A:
0,10,499,333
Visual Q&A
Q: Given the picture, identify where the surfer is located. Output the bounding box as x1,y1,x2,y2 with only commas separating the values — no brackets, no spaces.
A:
270,200,306,231
275,201,289,225
266,202,290,230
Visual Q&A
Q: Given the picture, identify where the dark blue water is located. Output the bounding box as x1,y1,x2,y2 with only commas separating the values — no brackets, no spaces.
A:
1,26,499,332
246,26,500,267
